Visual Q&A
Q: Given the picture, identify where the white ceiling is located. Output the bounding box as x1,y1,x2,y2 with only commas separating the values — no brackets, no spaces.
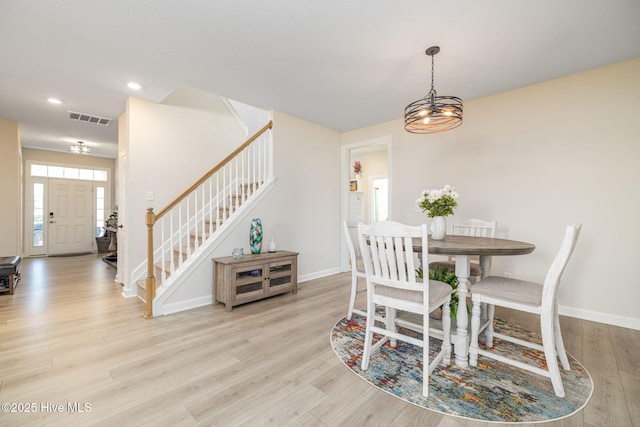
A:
1,1,639,158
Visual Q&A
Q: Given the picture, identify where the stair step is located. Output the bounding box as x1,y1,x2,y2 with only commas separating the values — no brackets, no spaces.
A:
240,182,261,191
200,220,222,233
136,278,160,301
190,231,213,242
155,261,173,280
229,194,246,204
137,278,160,290
218,206,237,219
173,245,197,262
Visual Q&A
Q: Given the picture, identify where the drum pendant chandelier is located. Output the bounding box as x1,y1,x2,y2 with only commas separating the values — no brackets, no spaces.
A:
404,46,463,134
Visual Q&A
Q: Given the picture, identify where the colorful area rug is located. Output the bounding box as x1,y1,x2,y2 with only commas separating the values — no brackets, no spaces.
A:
330,314,593,423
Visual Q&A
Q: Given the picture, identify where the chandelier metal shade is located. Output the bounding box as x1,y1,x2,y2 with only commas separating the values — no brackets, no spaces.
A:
404,46,463,134
69,141,91,154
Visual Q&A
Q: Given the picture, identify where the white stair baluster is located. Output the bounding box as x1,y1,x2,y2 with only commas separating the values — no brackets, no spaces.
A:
160,217,166,285
170,210,175,276
252,144,256,194
259,136,264,186
241,149,246,202
201,185,206,244
186,198,191,257
234,157,239,212
208,178,213,236
216,174,220,229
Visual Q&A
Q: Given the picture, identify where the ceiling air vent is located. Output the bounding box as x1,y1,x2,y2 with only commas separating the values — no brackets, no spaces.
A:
67,111,112,126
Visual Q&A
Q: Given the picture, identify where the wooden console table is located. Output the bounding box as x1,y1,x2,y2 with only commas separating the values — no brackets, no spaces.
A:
213,250,298,312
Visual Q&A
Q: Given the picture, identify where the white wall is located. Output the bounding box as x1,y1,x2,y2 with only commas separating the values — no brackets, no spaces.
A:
342,58,640,329
206,110,343,279
229,99,271,136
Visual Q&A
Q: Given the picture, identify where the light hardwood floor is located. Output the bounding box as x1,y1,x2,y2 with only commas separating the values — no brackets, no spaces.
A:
0,254,638,426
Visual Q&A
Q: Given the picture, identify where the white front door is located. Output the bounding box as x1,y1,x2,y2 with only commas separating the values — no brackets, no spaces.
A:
48,179,94,255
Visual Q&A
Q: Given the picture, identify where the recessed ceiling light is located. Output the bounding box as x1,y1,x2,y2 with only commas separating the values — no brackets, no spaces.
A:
127,82,142,90
48,97,63,104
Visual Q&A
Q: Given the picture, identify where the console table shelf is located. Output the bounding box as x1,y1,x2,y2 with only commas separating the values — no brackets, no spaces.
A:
213,250,298,312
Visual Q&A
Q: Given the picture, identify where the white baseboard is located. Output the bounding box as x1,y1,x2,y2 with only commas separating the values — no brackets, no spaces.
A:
559,304,640,330
121,285,138,298
161,295,214,316
159,267,340,316
158,268,341,315
298,267,341,283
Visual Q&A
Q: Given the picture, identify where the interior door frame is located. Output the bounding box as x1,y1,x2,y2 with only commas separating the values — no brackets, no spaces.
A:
340,135,392,272
116,150,126,289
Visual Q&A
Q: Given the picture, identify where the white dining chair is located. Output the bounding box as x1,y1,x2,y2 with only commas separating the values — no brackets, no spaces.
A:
469,224,582,398
358,221,452,397
429,218,497,282
343,220,367,319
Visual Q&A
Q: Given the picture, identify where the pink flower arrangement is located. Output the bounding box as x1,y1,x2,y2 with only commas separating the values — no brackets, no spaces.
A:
353,161,362,175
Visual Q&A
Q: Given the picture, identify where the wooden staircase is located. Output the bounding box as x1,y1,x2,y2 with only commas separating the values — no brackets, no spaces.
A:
136,184,257,298
136,121,274,318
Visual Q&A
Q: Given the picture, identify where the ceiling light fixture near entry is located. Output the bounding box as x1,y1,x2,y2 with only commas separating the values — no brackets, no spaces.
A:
127,81,142,90
404,46,463,134
70,141,91,154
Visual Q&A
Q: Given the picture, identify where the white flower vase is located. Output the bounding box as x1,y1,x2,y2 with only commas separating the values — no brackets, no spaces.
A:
430,216,446,240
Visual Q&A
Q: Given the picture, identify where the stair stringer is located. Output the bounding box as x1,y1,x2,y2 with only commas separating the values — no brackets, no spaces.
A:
150,177,276,316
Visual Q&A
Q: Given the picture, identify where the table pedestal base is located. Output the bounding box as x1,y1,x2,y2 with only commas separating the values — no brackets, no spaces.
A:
395,313,492,368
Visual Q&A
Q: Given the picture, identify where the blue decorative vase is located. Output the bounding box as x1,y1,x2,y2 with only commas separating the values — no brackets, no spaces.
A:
249,218,263,254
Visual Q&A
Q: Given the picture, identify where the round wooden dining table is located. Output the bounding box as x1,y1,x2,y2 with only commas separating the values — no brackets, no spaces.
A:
413,234,535,367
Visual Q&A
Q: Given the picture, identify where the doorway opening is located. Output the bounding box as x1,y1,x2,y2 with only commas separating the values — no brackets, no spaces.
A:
346,141,390,223
341,136,391,271
26,161,112,257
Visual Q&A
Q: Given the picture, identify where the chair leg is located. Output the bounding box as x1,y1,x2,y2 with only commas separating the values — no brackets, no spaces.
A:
361,299,376,371
347,274,358,320
479,302,486,325
541,315,565,398
469,300,482,367
387,306,397,348
468,277,487,324
422,305,430,398
484,304,495,347
553,307,570,371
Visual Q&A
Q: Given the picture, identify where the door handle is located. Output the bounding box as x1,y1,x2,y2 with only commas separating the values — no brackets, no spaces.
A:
49,221,56,223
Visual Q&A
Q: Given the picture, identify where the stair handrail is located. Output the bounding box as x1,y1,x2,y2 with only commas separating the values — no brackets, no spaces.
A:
156,120,273,220
143,120,273,318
